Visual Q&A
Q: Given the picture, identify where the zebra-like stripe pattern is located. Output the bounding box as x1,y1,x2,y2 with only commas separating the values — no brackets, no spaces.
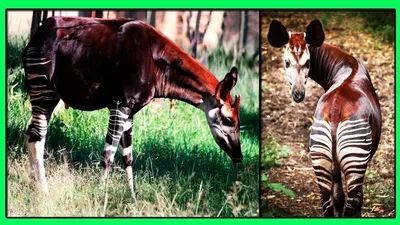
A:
102,107,130,180
106,108,129,147
309,117,372,216
24,47,60,194
26,71,57,140
24,47,52,73
24,46,58,141
309,118,333,214
336,119,371,215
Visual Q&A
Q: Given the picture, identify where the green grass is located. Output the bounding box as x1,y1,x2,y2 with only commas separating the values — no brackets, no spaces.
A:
6,35,259,217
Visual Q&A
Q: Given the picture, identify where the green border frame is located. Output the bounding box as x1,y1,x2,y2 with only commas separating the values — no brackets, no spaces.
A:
1,0,397,224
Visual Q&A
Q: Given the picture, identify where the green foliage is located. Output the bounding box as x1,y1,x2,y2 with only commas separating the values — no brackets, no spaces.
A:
321,13,330,28
357,11,394,43
6,36,259,217
261,137,295,216
334,13,344,25
261,137,291,169
261,174,295,199
320,11,394,43
206,46,259,74
7,35,28,69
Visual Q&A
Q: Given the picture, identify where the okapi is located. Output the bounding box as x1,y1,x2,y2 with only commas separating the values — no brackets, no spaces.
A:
22,16,242,196
267,20,382,217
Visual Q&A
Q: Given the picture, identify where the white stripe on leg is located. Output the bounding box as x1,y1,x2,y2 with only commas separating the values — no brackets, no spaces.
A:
102,143,117,181
26,135,49,194
121,146,134,195
126,166,134,195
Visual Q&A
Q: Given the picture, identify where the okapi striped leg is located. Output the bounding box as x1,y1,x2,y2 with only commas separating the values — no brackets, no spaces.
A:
102,106,130,182
337,119,372,217
119,117,134,195
25,72,60,194
332,168,345,217
309,119,334,217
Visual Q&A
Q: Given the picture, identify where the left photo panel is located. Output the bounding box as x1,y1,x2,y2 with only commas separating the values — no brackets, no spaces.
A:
6,10,260,217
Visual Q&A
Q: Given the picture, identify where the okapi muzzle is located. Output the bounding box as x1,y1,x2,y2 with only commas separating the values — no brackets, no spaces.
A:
203,67,242,163
268,19,325,103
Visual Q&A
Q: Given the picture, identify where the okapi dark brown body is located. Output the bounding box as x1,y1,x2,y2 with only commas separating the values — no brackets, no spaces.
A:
309,44,382,156
25,17,218,112
268,20,382,217
23,16,242,196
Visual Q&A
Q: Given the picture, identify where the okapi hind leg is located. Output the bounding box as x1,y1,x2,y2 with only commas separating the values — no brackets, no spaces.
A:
313,167,334,217
101,105,131,184
332,168,345,217
343,186,364,217
309,119,334,217
119,117,134,197
337,119,372,217
25,80,60,194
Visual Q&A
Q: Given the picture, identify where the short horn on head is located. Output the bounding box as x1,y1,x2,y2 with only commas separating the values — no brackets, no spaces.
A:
306,19,325,47
268,20,289,48
233,94,241,112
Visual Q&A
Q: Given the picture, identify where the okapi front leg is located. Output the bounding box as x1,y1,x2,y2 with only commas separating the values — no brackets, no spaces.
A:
102,106,130,181
119,117,134,196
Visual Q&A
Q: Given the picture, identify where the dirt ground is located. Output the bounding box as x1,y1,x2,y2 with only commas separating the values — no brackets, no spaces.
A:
261,11,395,217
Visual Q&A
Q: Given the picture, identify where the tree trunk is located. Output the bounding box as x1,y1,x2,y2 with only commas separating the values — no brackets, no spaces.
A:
30,10,42,40
218,12,226,48
42,10,48,21
239,10,248,54
186,11,193,42
200,11,212,44
147,10,156,27
95,10,103,18
191,10,202,59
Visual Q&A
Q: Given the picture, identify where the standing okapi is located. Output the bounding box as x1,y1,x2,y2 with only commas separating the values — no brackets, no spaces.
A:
267,20,381,217
23,17,242,196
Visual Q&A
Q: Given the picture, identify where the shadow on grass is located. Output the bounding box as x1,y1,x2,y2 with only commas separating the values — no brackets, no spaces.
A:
240,107,259,141
7,110,259,186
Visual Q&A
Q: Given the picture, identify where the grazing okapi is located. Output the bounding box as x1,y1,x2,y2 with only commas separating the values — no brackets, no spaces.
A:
267,20,382,217
23,16,242,196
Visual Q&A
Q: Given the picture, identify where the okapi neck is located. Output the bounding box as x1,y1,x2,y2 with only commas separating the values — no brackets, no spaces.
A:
308,43,359,92
150,26,219,107
155,53,219,107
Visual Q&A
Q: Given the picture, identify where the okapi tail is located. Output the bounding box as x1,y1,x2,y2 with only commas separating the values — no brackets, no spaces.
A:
330,119,345,216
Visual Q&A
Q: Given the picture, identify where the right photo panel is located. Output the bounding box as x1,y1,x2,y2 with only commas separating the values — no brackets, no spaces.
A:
261,10,395,217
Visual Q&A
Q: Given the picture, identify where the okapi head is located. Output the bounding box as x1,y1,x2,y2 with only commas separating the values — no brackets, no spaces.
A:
268,19,325,103
203,67,242,163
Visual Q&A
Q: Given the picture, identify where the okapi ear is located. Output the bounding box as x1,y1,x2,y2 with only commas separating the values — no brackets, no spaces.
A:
215,67,238,101
268,20,289,48
306,20,325,47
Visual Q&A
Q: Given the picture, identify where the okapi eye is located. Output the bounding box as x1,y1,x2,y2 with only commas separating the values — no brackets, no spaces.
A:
285,61,290,68
222,117,234,126
305,60,310,69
